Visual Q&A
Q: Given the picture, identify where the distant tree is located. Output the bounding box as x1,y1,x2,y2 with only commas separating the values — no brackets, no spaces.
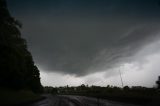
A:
81,84,86,88
156,76,160,89
123,86,130,91
0,0,43,92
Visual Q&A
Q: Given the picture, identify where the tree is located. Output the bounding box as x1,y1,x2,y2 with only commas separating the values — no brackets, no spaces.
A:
0,0,43,92
156,76,160,89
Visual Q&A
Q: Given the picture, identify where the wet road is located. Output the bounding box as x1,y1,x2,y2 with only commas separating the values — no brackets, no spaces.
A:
29,94,142,106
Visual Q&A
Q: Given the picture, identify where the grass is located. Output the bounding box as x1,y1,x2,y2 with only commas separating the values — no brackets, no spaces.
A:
0,88,43,105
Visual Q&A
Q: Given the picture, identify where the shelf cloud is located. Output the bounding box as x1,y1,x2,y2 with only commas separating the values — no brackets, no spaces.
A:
8,0,160,76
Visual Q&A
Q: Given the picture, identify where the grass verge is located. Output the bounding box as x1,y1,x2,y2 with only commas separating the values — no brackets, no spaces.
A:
0,88,44,106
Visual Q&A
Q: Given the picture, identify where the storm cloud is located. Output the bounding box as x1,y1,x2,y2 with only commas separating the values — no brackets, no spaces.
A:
8,0,160,76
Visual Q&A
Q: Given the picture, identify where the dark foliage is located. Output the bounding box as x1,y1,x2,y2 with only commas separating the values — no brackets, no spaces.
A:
156,76,160,89
0,0,43,93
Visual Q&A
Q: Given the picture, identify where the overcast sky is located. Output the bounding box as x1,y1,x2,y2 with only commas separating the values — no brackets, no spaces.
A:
7,0,160,87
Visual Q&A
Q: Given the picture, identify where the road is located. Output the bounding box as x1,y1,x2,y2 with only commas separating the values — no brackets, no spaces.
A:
29,94,142,106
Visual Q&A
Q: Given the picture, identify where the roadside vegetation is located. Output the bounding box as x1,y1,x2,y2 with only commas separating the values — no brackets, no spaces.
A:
0,0,44,105
44,77,160,105
0,88,43,105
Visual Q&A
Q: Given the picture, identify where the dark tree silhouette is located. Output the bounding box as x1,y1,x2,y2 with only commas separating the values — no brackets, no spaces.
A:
156,76,160,89
0,0,43,92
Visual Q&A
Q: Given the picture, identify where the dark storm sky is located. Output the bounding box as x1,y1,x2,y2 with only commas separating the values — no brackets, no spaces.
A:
6,0,160,86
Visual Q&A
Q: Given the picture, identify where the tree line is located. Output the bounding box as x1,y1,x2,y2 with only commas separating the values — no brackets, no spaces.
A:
44,83,160,105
